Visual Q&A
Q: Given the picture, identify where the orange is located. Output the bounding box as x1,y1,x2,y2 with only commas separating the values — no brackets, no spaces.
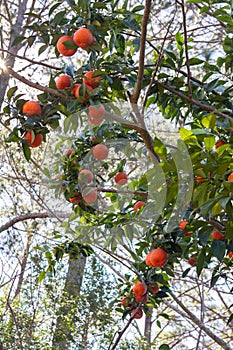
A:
73,84,93,104
88,104,105,119
56,35,77,56
73,28,94,49
69,197,80,205
179,220,187,230
88,115,103,126
78,169,94,185
55,74,72,90
188,257,196,266
215,139,226,149
65,148,75,157
145,251,154,267
131,308,143,319
82,187,97,204
23,131,43,148
228,172,233,181
114,172,128,185
147,248,167,268
184,232,194,237
148,282,160,294
83,71,101,88
133,201,146,212
132,282,147,296
92,144,109,160
22,101,41,116
135,293,148,303
211,231,224,240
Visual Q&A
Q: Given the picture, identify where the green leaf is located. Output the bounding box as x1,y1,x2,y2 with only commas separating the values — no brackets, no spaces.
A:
38,271,46,283
12,35,25,46
189,57,204,65
22,141,31,161
197,248,206,276
159,344,170,350
227,313,233,325
202,114,216,129
7,86,18,100
211,240,226,261
204,136,215,151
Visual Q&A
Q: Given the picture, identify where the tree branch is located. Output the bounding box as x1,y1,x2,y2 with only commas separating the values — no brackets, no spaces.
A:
168,290,232,350
5,67,69,99
155,80,232,120
131,0,152,104
0,211,71,233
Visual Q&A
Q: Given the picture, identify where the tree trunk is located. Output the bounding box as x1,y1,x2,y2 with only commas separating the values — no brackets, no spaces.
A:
144,306,153,349
52,255,86,350
0,0,28,109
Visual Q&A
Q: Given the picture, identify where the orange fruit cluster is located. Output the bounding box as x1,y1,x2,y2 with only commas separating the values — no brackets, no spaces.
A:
56,28,94,56
121,280,160,320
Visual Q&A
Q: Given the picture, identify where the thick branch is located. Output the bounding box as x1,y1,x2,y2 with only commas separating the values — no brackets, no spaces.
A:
0,212,70,233
131,0,152,103
5,67,68,99
180,0,192,98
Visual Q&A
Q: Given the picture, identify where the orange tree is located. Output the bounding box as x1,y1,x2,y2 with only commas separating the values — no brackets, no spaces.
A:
2,0,233,348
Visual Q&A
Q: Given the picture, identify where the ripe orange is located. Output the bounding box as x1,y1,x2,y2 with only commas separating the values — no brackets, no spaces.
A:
22,101,41,116
56,35,77,56
135,293,148,303
228,172,233,181
114,172,128,185
228,251,233,259
69,197,80,205
65,148,75,157
23,131,43,148
83,71,101,88
179,220,187,230
131,308,143,319
88,115,103,126
147,248,167,268
82,187,97,204
184,232,194,237
121,296,129,307
145,251,154,267
55,74,72,90
92,144,109,160
132,282,147,296
211,231,224,240
73,84,93,103
215,139,226,149
88,104,105,119
148,282,160,294
73,28,94,49
78,169,94,185
188,257,196,266
133,201,146,212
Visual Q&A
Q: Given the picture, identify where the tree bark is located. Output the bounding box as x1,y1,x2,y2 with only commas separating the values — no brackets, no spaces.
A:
52,255,86,350
0,0,28,109
144,306,153,348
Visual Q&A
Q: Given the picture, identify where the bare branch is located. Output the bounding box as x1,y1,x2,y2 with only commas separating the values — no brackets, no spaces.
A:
0,211,71,233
